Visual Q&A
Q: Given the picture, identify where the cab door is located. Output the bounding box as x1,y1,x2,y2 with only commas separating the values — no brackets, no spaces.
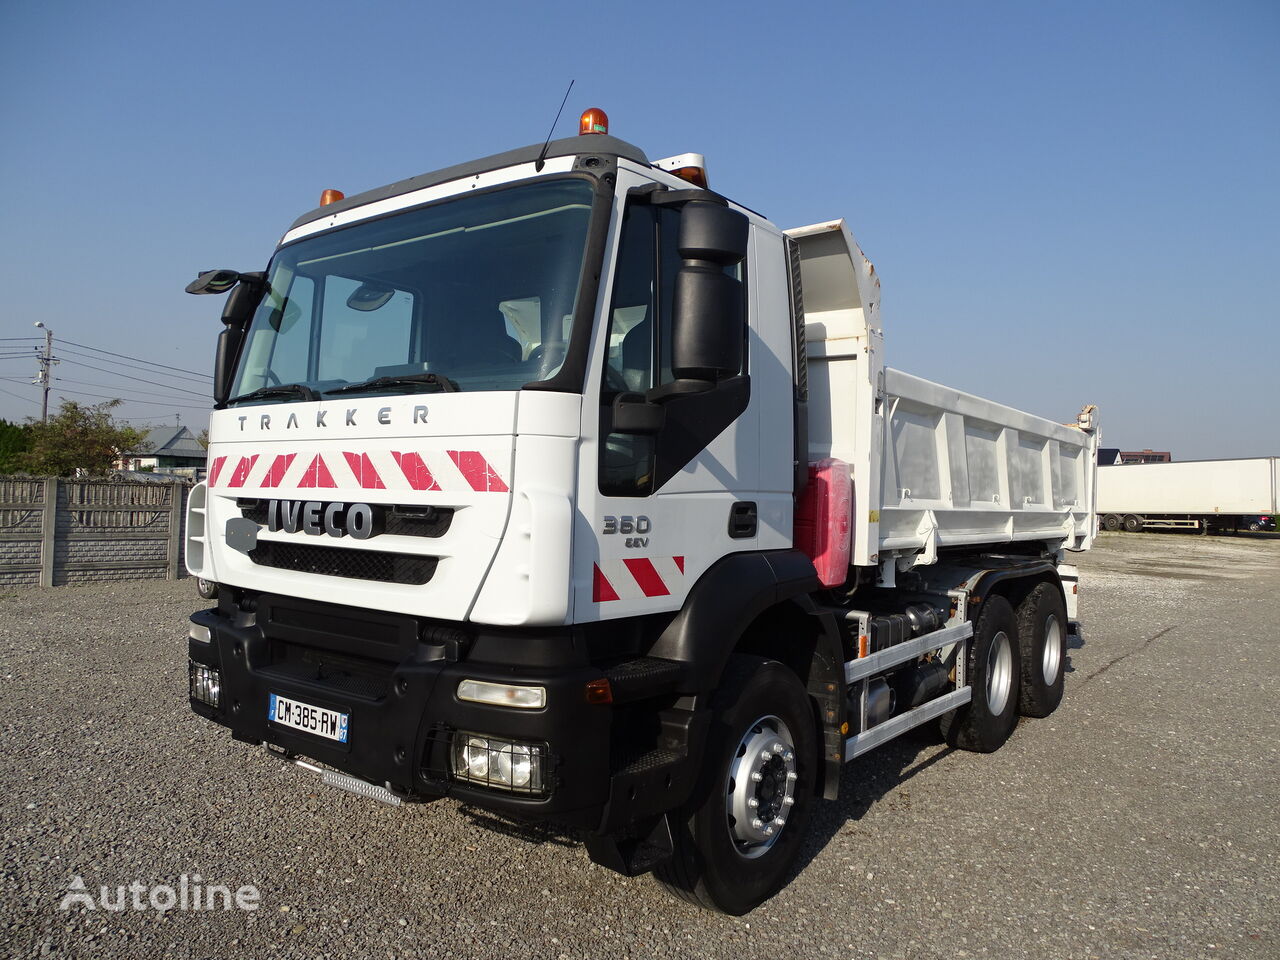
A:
572,171,763,623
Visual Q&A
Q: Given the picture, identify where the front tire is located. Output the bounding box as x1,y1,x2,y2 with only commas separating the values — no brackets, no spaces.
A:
196,578,219,600
941,595,1021,752
1016,583,1067,718
654,655,818,915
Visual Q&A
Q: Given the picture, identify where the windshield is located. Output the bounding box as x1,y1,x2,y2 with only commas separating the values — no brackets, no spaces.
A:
230,178,596,401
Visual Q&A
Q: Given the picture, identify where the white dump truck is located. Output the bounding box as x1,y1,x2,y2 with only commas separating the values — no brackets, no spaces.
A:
183,110,1099,914
1097,458,1277,533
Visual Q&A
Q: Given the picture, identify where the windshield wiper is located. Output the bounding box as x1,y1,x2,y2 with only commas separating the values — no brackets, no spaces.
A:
324,373,459,396
226,383,320,405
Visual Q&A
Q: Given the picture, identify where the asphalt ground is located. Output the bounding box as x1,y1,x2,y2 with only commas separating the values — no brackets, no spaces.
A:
2,531,1277,959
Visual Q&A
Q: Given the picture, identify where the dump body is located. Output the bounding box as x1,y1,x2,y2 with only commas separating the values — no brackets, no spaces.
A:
1097,458,1278,516
789,219,1097,569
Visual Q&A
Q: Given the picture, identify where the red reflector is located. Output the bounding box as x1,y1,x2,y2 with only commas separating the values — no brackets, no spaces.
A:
579,107,608,136
320,189,345,206
584,678,613,704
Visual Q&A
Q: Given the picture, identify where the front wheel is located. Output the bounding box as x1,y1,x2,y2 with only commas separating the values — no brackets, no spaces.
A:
654,655,818,915
196,578,219,600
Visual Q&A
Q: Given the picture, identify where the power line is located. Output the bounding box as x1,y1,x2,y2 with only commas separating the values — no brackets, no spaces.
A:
0,385,41,406
50,376,212,404
58,338,214,380
54,347,211,390
55,345,209,384
49,385,210,410
56,357,210,398
0,337,41,342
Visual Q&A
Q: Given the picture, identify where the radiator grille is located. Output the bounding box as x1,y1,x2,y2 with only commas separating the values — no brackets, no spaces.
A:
248,541,437,585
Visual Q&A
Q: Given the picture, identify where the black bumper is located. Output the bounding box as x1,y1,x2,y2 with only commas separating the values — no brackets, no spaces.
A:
186,593,700,836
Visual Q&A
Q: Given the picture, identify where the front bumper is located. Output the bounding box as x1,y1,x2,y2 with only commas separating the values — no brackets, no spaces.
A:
186,596,613,829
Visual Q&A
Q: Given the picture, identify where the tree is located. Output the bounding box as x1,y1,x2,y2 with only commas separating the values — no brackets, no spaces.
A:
18,400,148,476
0,419,32,473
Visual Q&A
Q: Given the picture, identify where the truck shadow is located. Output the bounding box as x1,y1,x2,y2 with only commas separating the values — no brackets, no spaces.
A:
791,627,1086,881
792,725,955,879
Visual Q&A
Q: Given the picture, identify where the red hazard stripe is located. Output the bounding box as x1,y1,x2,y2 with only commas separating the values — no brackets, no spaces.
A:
391,451,440,491
260,453,296,488
592,564,620,602
447,450,509,493
226,455,259,488
297,454,336,488
207,455,227,487
343,452,386,490
674,556,685,573
623,557,669,598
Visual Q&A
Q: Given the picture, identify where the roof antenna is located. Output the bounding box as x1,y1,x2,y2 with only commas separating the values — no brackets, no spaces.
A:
534,79,575,172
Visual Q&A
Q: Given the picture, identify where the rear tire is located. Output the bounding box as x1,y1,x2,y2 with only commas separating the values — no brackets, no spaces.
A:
1122,515,1142,533
1015,583,1066,718
1102,514,1121,532
941,595,1021,753
654,655,818,915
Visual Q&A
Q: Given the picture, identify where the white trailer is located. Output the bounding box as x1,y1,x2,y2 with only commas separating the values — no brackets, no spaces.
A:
182,111,1099,915
1097,458,1278,533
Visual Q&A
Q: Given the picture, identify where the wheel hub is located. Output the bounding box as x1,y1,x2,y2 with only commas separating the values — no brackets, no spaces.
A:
986,631,1013,715
1042,614,1063,684
726,716,797,858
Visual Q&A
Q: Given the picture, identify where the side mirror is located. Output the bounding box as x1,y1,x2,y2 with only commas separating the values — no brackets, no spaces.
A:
670,201,748,383
611,392,665,435
197,271,265,407
185,269,242,295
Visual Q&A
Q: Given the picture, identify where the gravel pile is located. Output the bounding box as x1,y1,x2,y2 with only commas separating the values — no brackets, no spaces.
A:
2,533,1277,958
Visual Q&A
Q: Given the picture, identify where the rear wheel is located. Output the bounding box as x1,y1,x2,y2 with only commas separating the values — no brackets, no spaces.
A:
654,655,818,915
1016,583,1066,718
1122,515,1142,533
1102,514,1121,532
941,595,1021,752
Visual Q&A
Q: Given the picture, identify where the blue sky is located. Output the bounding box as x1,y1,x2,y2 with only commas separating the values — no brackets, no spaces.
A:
0,0,1276,458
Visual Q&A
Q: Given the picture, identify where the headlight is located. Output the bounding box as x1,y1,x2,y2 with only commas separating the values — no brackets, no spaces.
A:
188,623,212,644
451,732,546,794
188,661,221,707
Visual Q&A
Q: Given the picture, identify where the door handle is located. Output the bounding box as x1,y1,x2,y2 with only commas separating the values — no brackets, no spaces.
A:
728,501,757,539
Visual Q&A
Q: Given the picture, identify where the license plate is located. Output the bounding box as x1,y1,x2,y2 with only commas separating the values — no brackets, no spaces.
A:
268,693,349,743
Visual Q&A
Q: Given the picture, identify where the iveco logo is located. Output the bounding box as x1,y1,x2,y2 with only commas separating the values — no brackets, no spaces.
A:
267,500,379,540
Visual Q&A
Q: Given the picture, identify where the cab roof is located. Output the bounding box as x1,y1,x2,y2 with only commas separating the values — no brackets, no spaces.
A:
288,135,649,232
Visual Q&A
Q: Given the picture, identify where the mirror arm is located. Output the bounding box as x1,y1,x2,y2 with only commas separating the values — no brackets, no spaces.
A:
646,378,715,404
626,183,731,209
610,392,665,435
220,273,265,329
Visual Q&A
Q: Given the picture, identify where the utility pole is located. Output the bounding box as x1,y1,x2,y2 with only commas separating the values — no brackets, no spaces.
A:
33,321,55,422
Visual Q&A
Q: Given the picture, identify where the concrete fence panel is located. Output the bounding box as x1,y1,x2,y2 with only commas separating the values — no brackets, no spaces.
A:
0,477,190,587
